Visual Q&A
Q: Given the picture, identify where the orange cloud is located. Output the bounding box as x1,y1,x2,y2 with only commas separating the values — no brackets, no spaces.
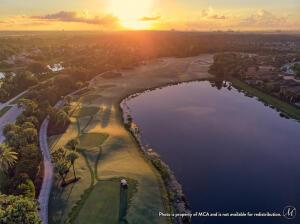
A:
31,11,119,27
239,9,287,27
201,8,227,20
140,15,161,21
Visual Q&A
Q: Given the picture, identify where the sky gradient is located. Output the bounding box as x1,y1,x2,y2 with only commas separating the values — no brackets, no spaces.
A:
0,0,299,31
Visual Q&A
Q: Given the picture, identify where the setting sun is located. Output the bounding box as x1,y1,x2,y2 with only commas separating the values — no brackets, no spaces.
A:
108,0,154,29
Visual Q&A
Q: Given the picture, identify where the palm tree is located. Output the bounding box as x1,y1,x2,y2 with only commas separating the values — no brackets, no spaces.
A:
51,148,67,163
0,144,18,172
64,95,73,105
66,139,79,151
55,109,69,126
66,152,79,180
56,161,70,186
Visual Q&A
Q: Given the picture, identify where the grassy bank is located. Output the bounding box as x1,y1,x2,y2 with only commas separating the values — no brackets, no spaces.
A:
230,78,300,121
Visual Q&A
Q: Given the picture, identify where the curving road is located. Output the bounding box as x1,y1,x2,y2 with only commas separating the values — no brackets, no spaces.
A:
38,99,64,224
38,118,53,224
38,88,87,224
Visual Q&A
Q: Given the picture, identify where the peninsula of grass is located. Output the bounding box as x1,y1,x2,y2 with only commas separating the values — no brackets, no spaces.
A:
0,106,12,117
73,106,99,117
230,78,300,120
48,54,213,224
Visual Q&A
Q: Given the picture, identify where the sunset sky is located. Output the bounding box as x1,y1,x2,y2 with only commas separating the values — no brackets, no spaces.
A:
0,0,299,31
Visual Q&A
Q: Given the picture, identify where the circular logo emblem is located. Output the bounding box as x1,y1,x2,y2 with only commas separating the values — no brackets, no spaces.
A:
283,206,296,219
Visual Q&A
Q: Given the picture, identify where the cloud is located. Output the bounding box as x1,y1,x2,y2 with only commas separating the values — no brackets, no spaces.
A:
0,15,48,26
209,14,226,20
201,8,226,20
31,11,119,26
140,15,161,21
240,9,287,27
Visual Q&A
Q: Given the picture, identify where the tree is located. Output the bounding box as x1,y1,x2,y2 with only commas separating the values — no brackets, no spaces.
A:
64,95,73,105
16,116,39,128
15,144,41,180
0,194,41,224
22,128,38,144
17,99,38,116
51,148,67,163
16,179,36,199
52,148,70,186
27,62,47,74
66,139,79,151
21,122,35,129
55,161,70,186
66,152,79,180
2,123,20,137
55,109,69,126
0,144,18,172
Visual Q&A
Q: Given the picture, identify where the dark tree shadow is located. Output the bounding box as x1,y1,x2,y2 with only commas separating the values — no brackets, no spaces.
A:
119,186,128,224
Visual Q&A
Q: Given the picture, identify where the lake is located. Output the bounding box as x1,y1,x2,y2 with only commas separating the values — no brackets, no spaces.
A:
125,81,300,224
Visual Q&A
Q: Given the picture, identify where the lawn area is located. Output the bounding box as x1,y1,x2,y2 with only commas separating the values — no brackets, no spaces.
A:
77,116,93,134
48,55,214,224
230,78,300,120
49,151,92,224
73,106,99,117
77,133,109,150
74,179,137,224
48,119,94,224
79,94,102,104
49,106,110,224
0,106,12,117
97,133,169,224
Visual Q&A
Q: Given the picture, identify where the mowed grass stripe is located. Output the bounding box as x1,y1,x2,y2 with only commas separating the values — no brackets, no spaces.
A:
74,179,137,224
73,106,99,118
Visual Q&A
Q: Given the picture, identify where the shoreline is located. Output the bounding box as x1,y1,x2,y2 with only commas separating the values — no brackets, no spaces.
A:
118,80,212,224
118,76,300,224
48,54,214,224
230,78,300,121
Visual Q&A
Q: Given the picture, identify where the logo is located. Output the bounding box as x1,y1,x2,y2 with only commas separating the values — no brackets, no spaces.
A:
283,206,296,219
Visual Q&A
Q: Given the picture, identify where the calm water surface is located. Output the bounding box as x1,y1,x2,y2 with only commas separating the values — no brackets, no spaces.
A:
126,81,300,224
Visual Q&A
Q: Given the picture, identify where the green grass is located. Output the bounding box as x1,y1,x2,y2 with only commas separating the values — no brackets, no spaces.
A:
76,117,93,134
97,134,170,224
80,94,102,104
77,133,109,150
74,179,137,224
0,106,12,117
48,151,92,224
230,78,300,120
73,106,99,118
48,119,93,224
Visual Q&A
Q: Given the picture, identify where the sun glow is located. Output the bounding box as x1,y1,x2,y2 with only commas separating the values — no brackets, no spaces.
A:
108,0,154,29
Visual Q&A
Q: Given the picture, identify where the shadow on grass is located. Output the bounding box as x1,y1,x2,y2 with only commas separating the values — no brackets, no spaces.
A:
49,176,77,224
119,187,128,224
99,105,112,128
